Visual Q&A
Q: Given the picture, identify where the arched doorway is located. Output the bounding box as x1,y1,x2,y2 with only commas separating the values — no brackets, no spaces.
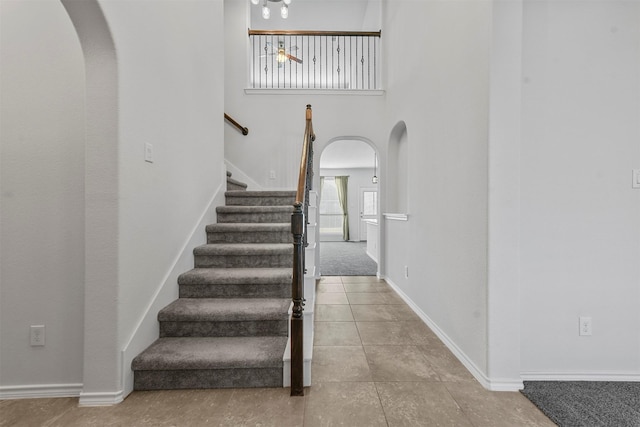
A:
317,138,380,277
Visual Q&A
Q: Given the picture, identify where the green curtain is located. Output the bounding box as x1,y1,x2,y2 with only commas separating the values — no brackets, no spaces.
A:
334,176,349,241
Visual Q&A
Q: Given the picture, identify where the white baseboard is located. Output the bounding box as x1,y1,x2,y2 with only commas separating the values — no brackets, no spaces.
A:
383,276,523,392
79,390,124,407
521,372,640,382
0,383,82,400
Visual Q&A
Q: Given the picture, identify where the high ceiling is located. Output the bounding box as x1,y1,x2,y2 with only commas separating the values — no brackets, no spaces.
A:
250,0,381,32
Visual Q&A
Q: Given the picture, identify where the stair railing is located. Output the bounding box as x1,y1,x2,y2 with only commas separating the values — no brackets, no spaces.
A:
291,104,315,396
224,113,249,135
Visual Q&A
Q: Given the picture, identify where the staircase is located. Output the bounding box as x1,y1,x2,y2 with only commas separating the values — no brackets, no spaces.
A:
131,174,296,390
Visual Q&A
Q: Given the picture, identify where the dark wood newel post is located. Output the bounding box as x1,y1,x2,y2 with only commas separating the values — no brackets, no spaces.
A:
291,202,305,396
291,104,313,397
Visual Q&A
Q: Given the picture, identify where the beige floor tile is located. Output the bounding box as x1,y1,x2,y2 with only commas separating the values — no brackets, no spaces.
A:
318,276,343,284
351,305,397,321
357,321,416,345
317,282,345,293
444,382,556,427
315,292,349,305
357,321,439,346
0,398,77,427
50,389,233,426
315,304,354,322
351,304,420,322
314,321,362,346
312,346,372,382
347,292,405,305
364,345,441,382
419,344,477,382
340,276,383,283
343,282,393,293
376,382,474,426
304,382,387,427
218,388,305,427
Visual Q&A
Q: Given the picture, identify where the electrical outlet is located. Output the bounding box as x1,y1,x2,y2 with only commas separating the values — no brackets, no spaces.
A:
269,170,276,180
30,325,45,346
579,316,592,336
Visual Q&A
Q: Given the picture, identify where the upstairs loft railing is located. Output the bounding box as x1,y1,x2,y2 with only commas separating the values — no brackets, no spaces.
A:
290,104,315,397
249,30,381,90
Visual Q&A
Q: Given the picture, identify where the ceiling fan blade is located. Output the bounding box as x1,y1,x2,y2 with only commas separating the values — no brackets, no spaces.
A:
286,54,303,64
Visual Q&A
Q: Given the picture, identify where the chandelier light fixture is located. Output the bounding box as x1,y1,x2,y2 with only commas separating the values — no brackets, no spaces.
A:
251,0,291,20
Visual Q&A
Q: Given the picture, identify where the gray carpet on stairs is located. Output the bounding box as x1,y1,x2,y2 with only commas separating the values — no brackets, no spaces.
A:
521,381,640,427
320,241,378,276
132,183,296,391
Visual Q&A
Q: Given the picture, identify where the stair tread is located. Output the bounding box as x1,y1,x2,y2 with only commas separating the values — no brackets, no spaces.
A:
225,191,295,198
216,206,293,212
194,243,292,255
178,268,292,285
132,336,287,370
206,223,289,232
159,298,291,321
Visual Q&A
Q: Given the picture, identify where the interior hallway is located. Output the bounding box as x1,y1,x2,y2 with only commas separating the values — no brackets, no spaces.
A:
0,276,554,426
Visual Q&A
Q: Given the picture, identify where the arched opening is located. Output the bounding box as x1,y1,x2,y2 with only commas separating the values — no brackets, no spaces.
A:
317,137,379,277
60,0,121,404
387,121,409,214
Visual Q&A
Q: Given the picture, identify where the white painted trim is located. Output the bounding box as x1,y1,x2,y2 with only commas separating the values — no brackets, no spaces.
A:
0,384,83,400
383,213,408,221
384,276,524,392
120,176,227,399
79,390,124,407
521,372,640,382
245,88,385,96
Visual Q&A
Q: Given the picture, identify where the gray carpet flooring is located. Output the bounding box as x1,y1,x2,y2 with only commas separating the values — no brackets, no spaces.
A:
319,241,377,276
521,381,640,427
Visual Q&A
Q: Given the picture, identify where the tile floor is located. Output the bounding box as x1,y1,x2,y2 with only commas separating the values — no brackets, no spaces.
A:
0,276,555,427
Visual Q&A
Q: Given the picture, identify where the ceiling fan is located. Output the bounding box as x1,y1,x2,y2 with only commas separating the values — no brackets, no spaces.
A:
261,39,303,67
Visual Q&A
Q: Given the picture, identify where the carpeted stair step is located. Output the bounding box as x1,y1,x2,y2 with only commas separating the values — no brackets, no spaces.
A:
158,298,290,337
194,243,293,268
132,336,287,390
226,177,248,192
216,206,293,223
206,223,291,244
178,268,292,298
225,191,296,207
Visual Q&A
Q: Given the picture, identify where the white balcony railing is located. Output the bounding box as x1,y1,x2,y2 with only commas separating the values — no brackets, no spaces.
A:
249,30,382,90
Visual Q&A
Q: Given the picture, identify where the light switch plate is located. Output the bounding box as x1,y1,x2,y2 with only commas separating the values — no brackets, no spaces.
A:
633,169,640,189
145,143,154,163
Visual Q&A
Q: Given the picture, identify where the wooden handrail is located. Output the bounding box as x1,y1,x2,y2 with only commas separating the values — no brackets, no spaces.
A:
249,29,381,38
224,113,249,136
290,104,315,397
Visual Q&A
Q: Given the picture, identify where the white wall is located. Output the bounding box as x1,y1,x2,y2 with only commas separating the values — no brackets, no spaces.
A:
224,0,386,191
320,167,377,242
520,0,640,379
382,0,492,380
100,0,226,400
0,0,226,401
0,0,86,392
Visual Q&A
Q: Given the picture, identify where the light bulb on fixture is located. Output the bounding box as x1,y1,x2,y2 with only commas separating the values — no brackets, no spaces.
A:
280,4,288,19
262,4,270,19
251,0,259,4
283,0,291,5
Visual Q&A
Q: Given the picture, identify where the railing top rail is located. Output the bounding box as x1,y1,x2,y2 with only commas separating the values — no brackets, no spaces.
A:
248,29,381,38
224,113,249,136
295,105,315,205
